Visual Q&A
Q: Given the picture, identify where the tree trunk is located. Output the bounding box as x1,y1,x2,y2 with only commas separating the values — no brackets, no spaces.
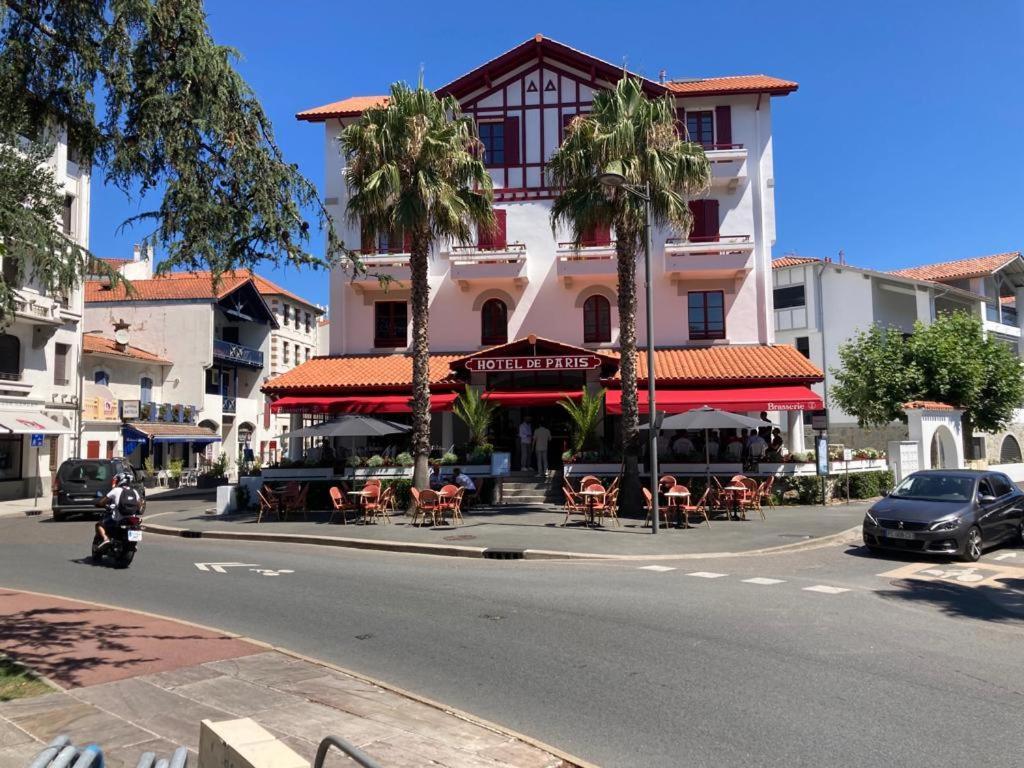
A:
616,236,642,516
409,233,431,490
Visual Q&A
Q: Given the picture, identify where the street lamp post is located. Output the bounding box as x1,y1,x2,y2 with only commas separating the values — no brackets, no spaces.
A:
598,168,660,534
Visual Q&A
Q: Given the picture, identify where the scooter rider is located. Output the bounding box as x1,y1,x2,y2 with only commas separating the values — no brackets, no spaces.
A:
93,472,134,551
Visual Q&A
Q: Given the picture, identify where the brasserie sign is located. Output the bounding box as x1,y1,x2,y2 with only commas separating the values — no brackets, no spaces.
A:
464,354,602,373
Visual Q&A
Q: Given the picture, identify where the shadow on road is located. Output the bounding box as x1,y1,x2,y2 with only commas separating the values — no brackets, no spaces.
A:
875,577,1024,624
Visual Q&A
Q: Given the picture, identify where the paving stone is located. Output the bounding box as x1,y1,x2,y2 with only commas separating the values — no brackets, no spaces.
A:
478,738,564,768
99,739,190,768
204,653,325,687
74,678,197,723
345,737,443,768
276,670,383,700
255,701,405,746
143,664,225,690
174,675,306,717
0,718,34,748
10,702,155,753
367,704,510,752
0,692,80,723
371,731,509,768
0,742,43,767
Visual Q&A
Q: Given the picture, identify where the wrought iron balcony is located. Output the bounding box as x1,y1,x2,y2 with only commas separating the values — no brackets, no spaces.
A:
213,338,264,368
222,396,237,414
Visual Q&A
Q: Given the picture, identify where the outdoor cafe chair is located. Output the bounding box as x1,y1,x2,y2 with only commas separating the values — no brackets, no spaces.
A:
328,486,353,524
600,488,621,527
412,488,441,527
256,489,279,524
281,484,309,522
758,476,776,513
642,487,672,529
659,475,677,493
447,487,466,526
365,486,393,524
742,477,765,520
579,475,601,492
674,485,712,528
562,484,586,527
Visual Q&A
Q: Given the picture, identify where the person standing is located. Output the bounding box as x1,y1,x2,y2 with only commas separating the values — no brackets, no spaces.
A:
518,416,533,471
533,423,552,476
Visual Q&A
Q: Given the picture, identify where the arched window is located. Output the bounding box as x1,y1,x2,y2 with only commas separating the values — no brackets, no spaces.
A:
1000,435,1022,464
481,298,508,345
583,295,611,343
94,370,110,386
140,376,153,404
0,334,20,378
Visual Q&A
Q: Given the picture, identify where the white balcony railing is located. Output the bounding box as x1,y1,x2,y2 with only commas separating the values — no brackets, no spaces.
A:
664,235,755,280
447,243,528,290
555,240,617,285
351,251,412,291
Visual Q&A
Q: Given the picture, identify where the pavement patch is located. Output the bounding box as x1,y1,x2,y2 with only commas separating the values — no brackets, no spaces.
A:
803,585,850,595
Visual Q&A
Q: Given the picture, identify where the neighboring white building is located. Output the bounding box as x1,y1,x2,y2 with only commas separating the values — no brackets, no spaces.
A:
0,125,90,500
772,251,1024,465
82,267,323,471
266,35,822,466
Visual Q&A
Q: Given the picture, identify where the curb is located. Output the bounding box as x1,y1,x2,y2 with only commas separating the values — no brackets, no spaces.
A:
142,514,861,562
0,586,595,768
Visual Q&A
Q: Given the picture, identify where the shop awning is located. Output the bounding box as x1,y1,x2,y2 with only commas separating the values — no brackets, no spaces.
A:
123,423,222,444
605,385,823,415
480,390,584,406
270,393,458,415
0,410,72,435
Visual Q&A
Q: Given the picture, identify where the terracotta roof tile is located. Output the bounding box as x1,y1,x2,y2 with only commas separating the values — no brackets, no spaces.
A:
83,334,171,365
296,95,389,121
667,75,798,97
889,252,1022,282
85,269,320,308
772,255,822,269
263,344,823,396
903,400,956,411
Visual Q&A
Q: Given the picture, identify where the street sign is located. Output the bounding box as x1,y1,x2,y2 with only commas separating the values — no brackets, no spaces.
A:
463,354,601,373
30,434,44,448
120,400,140,420
490,451,511,477
814,435,829,477
810,410,828,431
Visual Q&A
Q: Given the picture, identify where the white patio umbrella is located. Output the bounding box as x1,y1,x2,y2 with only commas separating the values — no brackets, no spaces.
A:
658,406,768,488
276,414,411,440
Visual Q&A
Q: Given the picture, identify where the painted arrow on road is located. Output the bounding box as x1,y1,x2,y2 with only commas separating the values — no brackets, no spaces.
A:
194,562,261,573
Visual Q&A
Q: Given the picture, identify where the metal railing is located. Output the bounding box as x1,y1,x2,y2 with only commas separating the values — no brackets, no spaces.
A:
222,396,237,413
213,337,264,368
315,736,382,768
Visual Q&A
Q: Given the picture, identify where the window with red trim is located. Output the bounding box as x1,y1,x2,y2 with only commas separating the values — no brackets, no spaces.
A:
480,299,508,346
374,301,407,347
688,291,725,340
583,295,611,343
686,110,714,149
478,118,519,167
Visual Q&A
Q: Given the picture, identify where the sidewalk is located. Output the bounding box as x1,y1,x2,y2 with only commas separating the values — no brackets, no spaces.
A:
144,500,869,560
0,590,573,768
0,486,188,519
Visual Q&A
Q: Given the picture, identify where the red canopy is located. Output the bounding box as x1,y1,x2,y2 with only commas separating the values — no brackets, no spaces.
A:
270,393,458,414
605,385,822,415
480,390,583,406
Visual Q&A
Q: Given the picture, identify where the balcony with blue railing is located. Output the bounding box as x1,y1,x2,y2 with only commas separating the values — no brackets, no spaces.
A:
213,338,264,368
222,396,237,414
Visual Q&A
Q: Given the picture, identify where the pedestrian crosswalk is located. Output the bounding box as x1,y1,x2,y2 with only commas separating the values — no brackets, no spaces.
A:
636,565,852,596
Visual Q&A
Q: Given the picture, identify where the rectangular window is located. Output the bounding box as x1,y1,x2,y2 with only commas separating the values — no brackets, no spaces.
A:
221,326,240,344
54,343,70,385
282,305,290,327
2,256,17,285
686,110,715,149
86,440,100,459
688,291,726,340
773,284,806,310
282,341,290,365
795,336,810,359
374,301,408,347
106,441,116,460
62,195,74,236
479,121,505,166
305,347,311,362
304,312,312,333
0,435,23,480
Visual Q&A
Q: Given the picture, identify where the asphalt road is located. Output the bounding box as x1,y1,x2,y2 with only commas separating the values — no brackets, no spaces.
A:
2,498,1023,768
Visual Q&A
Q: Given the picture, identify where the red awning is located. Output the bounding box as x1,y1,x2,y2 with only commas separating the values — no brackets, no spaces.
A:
270,393,458,414
480,390,583,406
605,385,823,415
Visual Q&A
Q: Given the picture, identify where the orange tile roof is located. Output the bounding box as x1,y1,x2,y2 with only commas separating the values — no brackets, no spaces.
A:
903,400,956,411
296,95,389,122
262,353,464,394
667,75,798,97
83,334,172,365
889,252,1022,282
772,255,822,269
85,269,320,309
263,344,823,396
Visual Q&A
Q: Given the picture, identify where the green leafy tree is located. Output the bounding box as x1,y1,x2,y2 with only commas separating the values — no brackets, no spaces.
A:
830,324,920,427
341,81,494,489
831,311,1024,453
548,75,710,510
452,387,496,447
0,0,344,324
558,387,606,455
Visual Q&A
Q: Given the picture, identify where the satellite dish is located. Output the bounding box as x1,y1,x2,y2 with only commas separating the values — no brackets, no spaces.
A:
114,328,130,346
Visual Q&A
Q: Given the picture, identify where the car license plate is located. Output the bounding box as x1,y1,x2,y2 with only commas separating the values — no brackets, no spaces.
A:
127,530,142,542
75,495,95,502
885,529,916,540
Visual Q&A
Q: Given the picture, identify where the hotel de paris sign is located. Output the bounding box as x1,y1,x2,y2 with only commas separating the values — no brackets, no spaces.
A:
464,355,602,373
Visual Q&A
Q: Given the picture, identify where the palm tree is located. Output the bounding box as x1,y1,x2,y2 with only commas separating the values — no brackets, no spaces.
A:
342,81,494,489
452,387,496,447
548,75,711,512
559,388,607,456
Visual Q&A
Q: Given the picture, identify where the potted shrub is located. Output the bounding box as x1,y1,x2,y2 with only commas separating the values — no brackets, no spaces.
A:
396,452,414,467
167,458,184,488
142,456,157,488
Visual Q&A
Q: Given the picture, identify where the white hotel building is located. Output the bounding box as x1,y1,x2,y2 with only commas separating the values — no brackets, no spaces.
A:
265,35,822,464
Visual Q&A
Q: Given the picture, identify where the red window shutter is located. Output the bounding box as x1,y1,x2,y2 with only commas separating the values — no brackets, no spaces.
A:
714,106,732,148
582,222,611,246
503,117,519,166
688,200,720,240
688,201,705,239
263,396,271,429
480,209,507,250
87,440,100,459
704,199,720,240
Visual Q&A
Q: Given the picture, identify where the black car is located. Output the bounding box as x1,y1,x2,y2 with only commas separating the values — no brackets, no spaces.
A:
51,458,147,521
863,469,1024,561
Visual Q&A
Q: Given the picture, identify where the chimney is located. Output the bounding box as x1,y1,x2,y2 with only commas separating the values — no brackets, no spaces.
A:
133,244,141,262
838,249,846,265
659,69,667,84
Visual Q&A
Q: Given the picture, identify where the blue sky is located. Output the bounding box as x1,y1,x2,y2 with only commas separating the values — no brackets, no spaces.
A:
88,0,1024,306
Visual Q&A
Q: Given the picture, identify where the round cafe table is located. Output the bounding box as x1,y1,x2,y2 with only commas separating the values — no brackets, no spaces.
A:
578,488,606,527
347,490,375,524
664,490,691,528
722,485,747,521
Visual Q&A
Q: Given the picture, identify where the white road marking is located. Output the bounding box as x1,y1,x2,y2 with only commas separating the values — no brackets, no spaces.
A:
638,565,676,572
194,562,261,573
687,571,728,579
742,577,785,585
994,553,1018,561
250,568,295,576
803,585,850,595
